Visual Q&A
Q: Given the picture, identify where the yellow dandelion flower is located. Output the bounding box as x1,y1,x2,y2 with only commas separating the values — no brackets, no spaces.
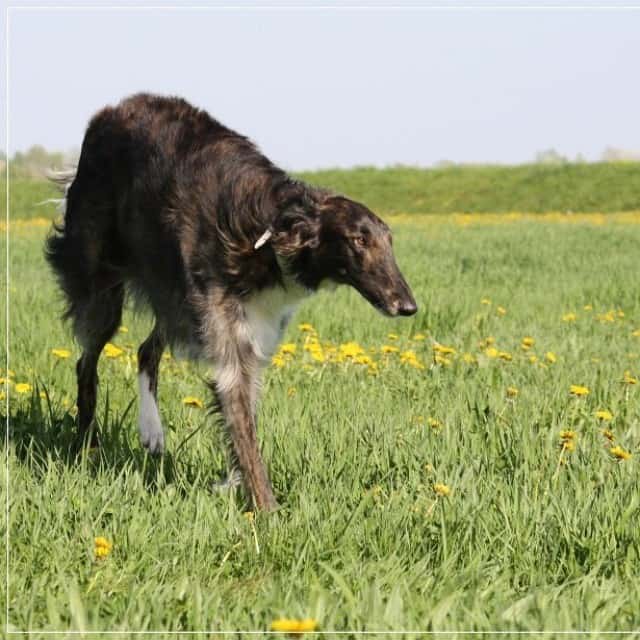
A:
434,483,451,497
521,337,535,350
496,306,507,316
0,377,11,386
182,396,204,409
562,439,576,452
583,304,593,311
296,619,319,633
559,429,577,441
506,386,519,398
387,333,399,341
279,343,297,355
618,310,625,318
309,350,326,363
401,351,425,369
498,351,512,361
562,312,577,322
303,340,321,352
298,323,314,332
433,344,456,355
270,618,318,635
433,353,451,367
51,348,72,359
94,536,113,559
597,310,616,323
601,429,615,442
427,417,442,430
14,383,32,394
287,387,297,397
243,511,254,522
545,351,557,364
481,298,492,305
340,342,365,358
381,345,399,354
632,329,640,337
594,410,613,421
462,352,477,364
118,326,129,333
369,484,383,497
272,355,286,368
623,371,638,385
412,333,426,341
103,343,124,358
570,384,590,396
485,347,499,359
610,446,632,461
529,354,538,364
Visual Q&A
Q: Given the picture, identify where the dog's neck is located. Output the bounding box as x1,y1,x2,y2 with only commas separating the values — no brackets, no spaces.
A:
275,253,314,299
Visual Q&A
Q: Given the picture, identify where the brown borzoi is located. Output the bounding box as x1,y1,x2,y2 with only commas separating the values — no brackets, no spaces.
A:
46,93,417,511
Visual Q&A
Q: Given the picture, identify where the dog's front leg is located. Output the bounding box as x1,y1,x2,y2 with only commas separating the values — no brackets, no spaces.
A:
214,358,278,511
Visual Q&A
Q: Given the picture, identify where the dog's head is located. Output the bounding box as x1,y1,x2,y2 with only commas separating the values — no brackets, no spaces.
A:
259,187,417,317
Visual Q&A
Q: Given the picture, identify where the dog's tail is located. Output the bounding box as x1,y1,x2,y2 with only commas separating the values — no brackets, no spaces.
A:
44,167,80,319
39,167,77,216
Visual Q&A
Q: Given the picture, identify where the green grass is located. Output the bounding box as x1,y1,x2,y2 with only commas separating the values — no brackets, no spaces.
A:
2,179,640,637
2,178,59,221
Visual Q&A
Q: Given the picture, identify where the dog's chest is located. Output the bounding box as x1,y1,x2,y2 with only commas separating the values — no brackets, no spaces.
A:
242,282,308,361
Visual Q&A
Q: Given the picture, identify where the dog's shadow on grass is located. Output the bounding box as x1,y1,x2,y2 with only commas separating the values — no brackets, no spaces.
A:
3,386,230,498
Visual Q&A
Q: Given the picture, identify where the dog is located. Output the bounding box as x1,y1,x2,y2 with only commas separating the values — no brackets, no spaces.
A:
45,93,417,510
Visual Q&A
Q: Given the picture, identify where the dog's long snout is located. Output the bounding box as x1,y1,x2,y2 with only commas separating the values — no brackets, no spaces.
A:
397,299,418,316
388,295,417,317
387,272,418,317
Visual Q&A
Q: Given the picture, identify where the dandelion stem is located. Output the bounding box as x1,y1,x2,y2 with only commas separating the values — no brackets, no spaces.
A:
425,497,439,518
551,450,565,486
249,519,260,555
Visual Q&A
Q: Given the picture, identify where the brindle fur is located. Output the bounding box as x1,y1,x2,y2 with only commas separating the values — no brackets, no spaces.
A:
46,93,416,510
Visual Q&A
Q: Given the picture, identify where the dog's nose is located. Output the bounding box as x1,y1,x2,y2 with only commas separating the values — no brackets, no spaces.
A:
397,300,418,316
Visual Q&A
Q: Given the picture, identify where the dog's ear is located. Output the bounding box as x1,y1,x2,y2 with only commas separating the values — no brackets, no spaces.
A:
268,185,321,255
271,208,321,255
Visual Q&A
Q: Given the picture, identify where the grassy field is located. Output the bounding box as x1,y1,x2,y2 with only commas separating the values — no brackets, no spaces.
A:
2,177,640,637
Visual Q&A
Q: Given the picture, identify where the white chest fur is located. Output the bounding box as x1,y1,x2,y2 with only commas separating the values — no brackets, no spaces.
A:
242,280,310,362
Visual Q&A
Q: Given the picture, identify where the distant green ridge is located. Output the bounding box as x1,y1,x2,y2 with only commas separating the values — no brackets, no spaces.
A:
296,162,640,214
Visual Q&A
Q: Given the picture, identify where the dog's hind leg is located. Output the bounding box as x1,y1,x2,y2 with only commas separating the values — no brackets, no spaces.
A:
73,284,125,448
137,325,166,454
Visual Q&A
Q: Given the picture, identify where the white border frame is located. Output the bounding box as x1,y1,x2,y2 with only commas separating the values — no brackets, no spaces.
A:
5,1,640,636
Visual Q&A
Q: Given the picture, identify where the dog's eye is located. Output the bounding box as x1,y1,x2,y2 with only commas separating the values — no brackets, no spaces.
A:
353,235,367,248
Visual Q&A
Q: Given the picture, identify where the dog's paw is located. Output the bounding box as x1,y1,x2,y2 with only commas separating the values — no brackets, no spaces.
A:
139,416,164,455
138,373,165,455
138,405,164,454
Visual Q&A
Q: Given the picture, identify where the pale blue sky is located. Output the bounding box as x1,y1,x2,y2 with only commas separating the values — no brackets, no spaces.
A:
3,3,640,170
